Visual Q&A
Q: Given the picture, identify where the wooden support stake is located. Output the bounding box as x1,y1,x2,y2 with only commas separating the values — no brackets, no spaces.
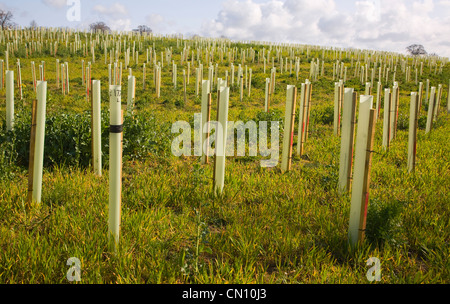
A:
434,84,442,119
61,64,65,95
183,69,187,104
348,96,376,246
334,82,340,136
408,92,419,173
5,70,14,131
205,93,212,164
382,89,391,150
127,75,136,116
32,81,47,204
92,80,102,176
339,80,344,128
214,87,230,194
265,78,270,112
195,68,200,96
143,64,146,90
389,84,398,143
56,59,60,89
375,82,382,121
82,60,85,84
109,85,123,250
248,68,252,97
27,98,37,205
281,85,297,173
17,60,22,100
365,82,371,95
425,87,436,134
240,75,244,102
304,81,312,143
65,62,69,94
201,80,211,165
297,83,308,156
339,89,357,194
447,79,450,114
394,83,400,140
0,60,3,90
418,82,423,115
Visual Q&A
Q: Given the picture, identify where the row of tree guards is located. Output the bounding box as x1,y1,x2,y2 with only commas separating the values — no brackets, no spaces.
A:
2,60,449,128
1,27,447,68
2,29,450,249
1,35,448,105
1,42,449,111
7,69,447,249
290,80,445,245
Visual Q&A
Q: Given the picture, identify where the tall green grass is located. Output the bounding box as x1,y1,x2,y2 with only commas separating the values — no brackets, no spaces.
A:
0,34,449,283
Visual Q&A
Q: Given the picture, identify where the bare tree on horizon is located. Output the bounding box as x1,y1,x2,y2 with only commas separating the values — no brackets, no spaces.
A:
0,9,15,30
406,44,427,56
89,21,111,33
134,25,152,34
30,20,38,29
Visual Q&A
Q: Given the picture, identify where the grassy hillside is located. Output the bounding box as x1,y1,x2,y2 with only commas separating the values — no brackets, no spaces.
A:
0,30,449,283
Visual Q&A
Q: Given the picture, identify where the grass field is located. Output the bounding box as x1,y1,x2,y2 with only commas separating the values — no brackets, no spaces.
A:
0,31,449,283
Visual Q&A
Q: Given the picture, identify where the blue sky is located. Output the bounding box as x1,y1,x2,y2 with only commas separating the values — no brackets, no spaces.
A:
1,0,450,58
1,0,224,34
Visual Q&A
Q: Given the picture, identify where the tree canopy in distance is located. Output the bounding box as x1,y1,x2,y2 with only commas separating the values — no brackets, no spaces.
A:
134,25,152,34
0,9,15,30
89,22,111,33
406,44,427,56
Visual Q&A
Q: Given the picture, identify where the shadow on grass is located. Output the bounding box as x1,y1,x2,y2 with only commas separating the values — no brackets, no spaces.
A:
365,198,407,248
312,198,407,268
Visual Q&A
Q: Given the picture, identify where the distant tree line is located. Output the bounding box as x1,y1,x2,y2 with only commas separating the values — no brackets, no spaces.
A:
406,44,440,57
89,21,111,33
134,25,152,34
0,9,438,58
89,22,152,34
0,9,15,30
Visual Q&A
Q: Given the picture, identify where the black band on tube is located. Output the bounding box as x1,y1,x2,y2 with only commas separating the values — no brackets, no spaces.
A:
110,125,123,133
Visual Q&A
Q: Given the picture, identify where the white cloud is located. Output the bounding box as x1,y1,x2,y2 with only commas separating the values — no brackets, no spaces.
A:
438,0,450,6
145,13,167,33
202,0,264,40
355,0,381,24
413,0,434,13
92,3,131,31
318,12,353,41
201,0,450,58
0,3,11,10
42,0,66,9
111,18,132,32
93,3,129,18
